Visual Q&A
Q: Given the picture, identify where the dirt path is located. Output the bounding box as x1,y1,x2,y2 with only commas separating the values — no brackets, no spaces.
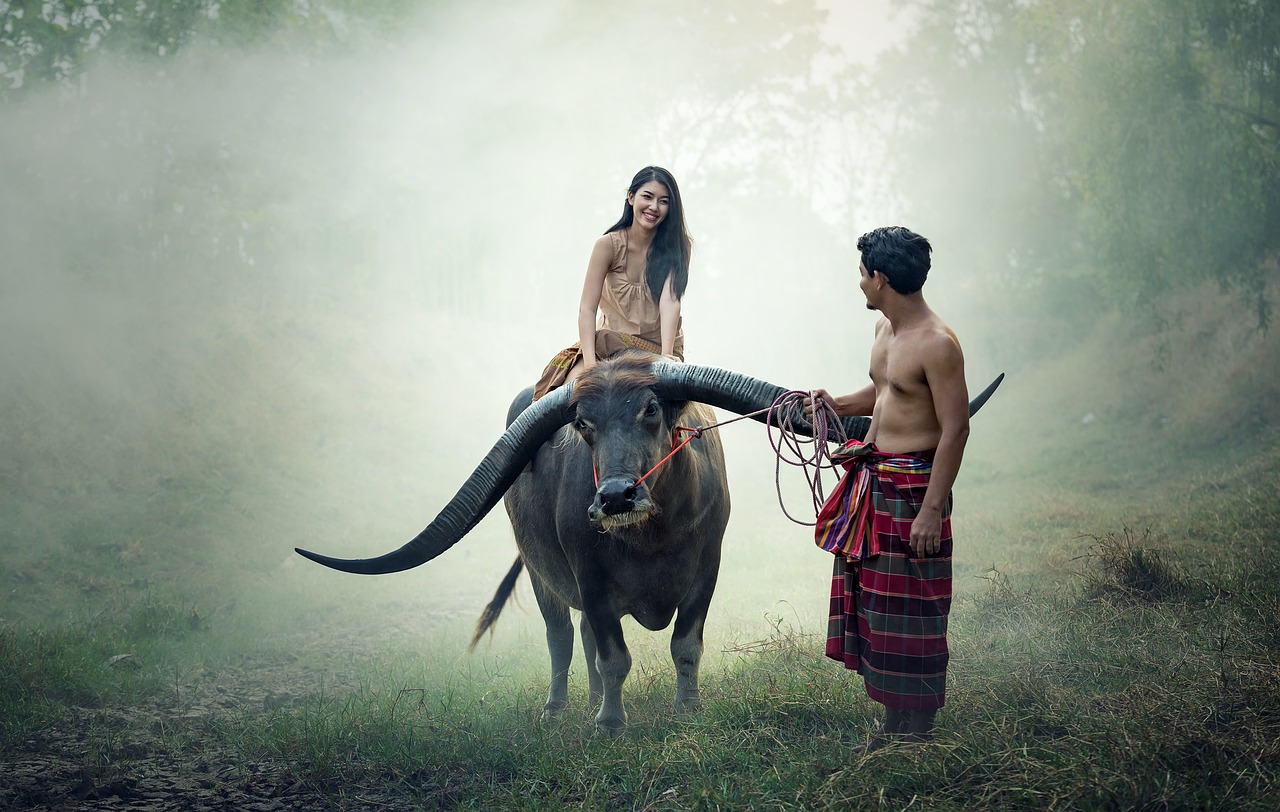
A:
2,651,404,811
1,596,497,811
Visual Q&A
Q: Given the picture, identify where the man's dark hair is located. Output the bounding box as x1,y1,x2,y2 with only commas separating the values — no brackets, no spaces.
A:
856,226,932,294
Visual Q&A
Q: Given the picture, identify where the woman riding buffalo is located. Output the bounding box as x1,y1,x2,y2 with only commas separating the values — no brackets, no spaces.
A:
533,165,692,399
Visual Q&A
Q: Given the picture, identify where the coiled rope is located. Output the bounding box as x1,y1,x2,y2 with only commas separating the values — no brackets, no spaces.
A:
763,391,848,526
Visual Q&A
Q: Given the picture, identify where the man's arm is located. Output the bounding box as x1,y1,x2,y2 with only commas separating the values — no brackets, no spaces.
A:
834,383,876,417
807,383,875,418
909,332,969,557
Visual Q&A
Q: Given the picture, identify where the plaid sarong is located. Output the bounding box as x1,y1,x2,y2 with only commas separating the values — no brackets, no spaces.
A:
822,441,952,710
532,330,684,400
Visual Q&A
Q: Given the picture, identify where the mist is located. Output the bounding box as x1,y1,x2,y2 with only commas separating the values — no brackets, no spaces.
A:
0,0,932,660
8,3,1280,807
4,0,1272,683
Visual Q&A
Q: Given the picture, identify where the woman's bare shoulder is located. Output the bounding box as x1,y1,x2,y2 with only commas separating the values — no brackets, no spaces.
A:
589,232,616,258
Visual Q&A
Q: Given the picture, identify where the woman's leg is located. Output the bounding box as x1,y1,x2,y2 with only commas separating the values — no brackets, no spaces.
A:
564,358,587,385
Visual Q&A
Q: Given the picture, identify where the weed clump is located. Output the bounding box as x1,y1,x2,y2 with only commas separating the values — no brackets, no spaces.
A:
1079,526,1195,603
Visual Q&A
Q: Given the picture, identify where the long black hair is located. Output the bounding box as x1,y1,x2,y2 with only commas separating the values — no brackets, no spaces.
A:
605,166,692,304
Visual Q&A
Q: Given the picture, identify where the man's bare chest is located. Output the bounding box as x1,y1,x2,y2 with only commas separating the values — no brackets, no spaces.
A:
870,341,928,396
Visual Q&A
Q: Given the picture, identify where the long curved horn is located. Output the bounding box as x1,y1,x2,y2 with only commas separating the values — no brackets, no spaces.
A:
967,372,1005,415
650,362,866,440
650,362,1004,437
294,383,576,574
297,361,1004,576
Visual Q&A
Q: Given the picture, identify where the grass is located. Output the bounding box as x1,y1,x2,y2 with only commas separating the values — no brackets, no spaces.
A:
204,563,1280,811
14,497,1273,811
1077,525,1203,603
0,594,207,760
3,285,1280,809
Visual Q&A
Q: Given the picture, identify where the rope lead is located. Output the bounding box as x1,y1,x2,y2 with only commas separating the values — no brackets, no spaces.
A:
617,390,848,526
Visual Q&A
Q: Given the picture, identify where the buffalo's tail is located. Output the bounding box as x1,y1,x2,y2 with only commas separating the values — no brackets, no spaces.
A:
467,557,524,652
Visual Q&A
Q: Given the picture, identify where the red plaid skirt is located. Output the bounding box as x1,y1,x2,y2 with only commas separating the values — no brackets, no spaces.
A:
821,444,952,710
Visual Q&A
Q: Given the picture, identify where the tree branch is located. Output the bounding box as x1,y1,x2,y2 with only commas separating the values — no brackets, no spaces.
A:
1206,99,1280,132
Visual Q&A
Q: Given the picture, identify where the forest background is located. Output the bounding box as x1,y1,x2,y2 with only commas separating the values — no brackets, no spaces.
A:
2,1,1278,809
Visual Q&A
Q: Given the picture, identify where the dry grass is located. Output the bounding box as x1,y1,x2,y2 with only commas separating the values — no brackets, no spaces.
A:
1078,526,1200,603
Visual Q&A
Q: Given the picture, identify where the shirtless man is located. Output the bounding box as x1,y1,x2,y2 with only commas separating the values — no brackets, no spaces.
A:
808,225,969,750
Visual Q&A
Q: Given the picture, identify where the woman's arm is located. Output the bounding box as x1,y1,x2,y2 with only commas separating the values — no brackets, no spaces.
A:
577,236,613,369
659,273,682,358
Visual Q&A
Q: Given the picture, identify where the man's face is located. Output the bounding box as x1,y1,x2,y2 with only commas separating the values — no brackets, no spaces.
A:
858,259,879,311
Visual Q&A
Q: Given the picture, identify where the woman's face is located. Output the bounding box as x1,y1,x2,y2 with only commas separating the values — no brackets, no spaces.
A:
628,181,671,231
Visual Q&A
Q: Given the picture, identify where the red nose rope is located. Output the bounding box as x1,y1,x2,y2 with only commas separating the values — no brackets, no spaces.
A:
592,390,847,525
593,427,700,487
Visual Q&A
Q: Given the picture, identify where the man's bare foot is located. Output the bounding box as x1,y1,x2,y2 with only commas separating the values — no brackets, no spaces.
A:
849,730,934,755
906,708,936,740
849,732,895,755
849,707,935,754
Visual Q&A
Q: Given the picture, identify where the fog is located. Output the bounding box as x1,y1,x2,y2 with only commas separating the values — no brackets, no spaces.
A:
2,1,1026,668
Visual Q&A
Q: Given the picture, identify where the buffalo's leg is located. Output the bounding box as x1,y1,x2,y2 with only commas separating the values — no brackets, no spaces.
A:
530,576,573,721
583,601,631,736
669,614,704,717
671,569,718,716
579,614,604,708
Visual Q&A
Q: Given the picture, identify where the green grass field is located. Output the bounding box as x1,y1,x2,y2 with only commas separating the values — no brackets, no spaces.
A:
3,293,1278,810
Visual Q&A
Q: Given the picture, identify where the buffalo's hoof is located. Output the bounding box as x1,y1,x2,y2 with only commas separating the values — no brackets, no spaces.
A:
674,691,701,718
540,701,568,723
593,710,627,738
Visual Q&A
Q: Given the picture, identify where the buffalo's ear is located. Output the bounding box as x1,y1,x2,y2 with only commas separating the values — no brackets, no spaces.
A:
662,399,690,429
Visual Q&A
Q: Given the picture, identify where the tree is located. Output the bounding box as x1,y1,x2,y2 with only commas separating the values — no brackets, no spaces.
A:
862,0,1279,340
1029,0,1279,327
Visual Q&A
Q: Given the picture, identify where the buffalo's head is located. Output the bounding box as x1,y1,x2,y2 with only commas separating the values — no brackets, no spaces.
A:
570,352,687,531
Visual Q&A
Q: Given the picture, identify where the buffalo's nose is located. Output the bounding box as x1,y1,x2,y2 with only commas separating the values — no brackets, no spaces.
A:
595,477,637,515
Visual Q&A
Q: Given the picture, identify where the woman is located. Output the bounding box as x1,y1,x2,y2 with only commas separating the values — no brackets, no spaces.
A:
533,165,692,399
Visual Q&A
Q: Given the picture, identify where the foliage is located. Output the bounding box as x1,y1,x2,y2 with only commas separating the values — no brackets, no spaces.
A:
0,0,423,98
1078,526,1199,603
876,0,1279,335
2,4,1280,806
1027,0,1280,326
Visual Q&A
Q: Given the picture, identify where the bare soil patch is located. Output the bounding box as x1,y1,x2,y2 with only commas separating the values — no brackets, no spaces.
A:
1,598,493,811
1,653,388,811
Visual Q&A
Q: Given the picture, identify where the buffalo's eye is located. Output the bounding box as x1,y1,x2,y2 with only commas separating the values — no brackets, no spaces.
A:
573,418,590,432
644,401,660,417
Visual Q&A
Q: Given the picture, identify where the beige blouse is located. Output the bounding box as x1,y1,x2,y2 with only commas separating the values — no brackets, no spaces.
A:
596,230,682,346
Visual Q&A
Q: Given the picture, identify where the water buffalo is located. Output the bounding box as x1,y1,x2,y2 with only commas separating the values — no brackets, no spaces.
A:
296,352,1002,735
